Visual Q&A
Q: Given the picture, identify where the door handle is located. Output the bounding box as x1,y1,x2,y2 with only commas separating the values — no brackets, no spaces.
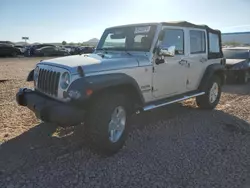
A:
200,57,207,63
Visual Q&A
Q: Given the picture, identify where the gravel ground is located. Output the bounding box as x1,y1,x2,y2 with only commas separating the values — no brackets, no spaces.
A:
0,58,250,188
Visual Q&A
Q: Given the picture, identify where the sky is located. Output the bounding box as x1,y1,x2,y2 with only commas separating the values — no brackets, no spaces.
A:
0,0,250,43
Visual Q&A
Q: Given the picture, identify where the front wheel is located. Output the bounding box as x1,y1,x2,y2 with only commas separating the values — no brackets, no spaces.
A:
85,92,131,155
196,75,221,109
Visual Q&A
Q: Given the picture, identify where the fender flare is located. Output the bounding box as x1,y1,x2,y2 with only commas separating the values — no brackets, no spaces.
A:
198,64,225,91
67,73,145,105
27,69,34,81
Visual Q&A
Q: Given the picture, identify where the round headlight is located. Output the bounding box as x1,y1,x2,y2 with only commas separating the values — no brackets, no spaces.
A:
34,66,40,80
60,72,71,89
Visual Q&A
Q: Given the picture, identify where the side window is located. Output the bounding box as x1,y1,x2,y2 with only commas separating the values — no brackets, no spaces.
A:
209,33,220,53
190,30,206,54
45,47,53,52
161,29,184,55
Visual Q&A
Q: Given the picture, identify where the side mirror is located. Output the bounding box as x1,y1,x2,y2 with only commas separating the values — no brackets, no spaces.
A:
157,46,175,57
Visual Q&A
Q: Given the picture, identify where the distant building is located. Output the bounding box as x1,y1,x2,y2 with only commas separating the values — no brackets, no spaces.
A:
222,32,250,45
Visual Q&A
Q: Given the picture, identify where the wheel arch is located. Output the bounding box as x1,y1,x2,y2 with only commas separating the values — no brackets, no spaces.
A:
90,83,144,109
199,63,225,91
69,73,145,109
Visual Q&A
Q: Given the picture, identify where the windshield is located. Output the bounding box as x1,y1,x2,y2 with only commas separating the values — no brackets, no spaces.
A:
223,49,250,59
97,25,157,52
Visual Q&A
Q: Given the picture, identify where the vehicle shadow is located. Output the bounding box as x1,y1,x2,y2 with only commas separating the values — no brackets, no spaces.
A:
0,102,250,178
222,82,250,95
0,121,88,176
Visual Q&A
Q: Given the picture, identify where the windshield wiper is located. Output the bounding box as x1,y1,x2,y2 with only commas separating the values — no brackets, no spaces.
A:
97,48,133,56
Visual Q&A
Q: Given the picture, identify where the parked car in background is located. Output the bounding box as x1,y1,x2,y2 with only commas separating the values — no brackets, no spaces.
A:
63,45,75,54
14,45,26,55
0,41,14,45
79,46,95,54
0,43,20,57
223,47,250,84
70,46,81,55
24,44,55,57
34,46,69,56
69,46,95,55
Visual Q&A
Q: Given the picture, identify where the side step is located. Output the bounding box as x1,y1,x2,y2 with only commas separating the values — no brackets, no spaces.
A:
143,92,205,111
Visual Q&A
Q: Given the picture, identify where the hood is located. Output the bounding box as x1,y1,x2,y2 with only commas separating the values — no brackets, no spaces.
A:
226,59,245,65
39,52,143,74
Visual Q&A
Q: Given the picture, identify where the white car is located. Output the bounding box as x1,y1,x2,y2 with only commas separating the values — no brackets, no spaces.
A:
17,21,225,155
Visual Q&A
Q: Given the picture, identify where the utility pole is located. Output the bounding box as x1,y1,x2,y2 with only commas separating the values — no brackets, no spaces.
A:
22,37,29,46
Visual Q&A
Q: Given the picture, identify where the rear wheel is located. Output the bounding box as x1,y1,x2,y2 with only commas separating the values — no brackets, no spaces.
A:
196,75,221,109
85,92,131,155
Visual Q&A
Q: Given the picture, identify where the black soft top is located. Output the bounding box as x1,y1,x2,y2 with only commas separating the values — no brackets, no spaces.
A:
162,21,221,34
162,21,222,59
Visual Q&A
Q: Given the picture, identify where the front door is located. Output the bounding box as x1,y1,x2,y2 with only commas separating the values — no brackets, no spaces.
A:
152,27,188,99
186,29,207,91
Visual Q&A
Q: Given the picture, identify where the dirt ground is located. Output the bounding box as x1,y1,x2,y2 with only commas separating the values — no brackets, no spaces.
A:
0,57,51,142
0,57,250,187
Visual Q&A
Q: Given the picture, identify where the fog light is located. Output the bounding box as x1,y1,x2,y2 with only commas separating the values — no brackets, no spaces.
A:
67,90,81,99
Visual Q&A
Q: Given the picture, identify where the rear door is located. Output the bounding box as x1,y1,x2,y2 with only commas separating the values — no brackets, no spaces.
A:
186,29,207,91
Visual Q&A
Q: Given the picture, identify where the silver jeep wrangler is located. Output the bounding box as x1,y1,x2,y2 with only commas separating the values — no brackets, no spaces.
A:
16,21,225,155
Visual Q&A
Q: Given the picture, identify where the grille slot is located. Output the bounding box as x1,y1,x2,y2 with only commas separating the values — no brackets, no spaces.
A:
37,68,60,96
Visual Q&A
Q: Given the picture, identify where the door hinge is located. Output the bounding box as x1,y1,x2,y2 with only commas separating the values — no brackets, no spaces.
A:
151,86,154,91
152,66,155,73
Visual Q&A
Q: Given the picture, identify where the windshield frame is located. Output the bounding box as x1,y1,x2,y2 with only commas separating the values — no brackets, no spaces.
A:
96,24,157,52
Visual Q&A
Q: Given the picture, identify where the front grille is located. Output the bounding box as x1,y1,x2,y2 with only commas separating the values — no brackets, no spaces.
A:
37,68,60,96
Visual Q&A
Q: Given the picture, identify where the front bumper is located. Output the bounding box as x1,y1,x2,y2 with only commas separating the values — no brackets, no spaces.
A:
16,88,85,126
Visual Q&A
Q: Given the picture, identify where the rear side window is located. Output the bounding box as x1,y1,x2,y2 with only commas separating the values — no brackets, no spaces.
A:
190,30,206,54
209,33,220,53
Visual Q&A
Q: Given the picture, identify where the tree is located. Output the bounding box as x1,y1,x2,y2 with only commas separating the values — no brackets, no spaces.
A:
62,41,67,45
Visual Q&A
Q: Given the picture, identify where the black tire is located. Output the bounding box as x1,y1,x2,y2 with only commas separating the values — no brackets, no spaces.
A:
237,70,248,84
85,92,131,155
196,75,221,109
